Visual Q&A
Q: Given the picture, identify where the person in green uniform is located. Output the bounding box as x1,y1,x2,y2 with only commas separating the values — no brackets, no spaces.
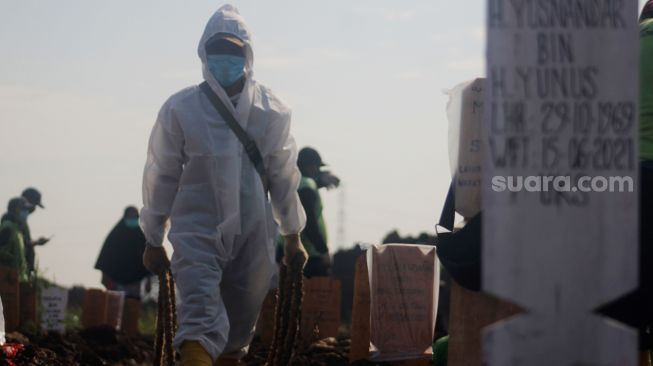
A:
285,147,339,277
0,198,30,282
19,187,50,276
433,335,448,366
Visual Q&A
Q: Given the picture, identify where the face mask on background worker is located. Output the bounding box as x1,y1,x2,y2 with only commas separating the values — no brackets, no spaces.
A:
205,35,246,87
19,208,30,221
124,218,140,229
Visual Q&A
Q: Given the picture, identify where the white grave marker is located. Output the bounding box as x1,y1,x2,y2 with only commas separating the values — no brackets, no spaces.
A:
41,288,68,334
447,78,485,218
484,0,640,364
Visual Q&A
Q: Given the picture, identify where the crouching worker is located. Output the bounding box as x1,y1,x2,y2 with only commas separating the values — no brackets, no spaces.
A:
140,4,307,366
0,198,29,283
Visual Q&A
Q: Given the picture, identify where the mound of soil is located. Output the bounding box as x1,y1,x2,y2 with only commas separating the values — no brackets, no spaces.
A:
0,327,153,366
1,328,374,366
244,336,368,366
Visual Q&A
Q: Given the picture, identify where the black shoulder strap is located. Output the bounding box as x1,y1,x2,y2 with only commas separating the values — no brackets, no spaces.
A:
438,179,456,231
199,81,269,193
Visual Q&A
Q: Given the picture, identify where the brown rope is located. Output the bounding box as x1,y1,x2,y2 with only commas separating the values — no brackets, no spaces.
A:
154,279,165,366
266,254,306,366
155,269,177,366
265,265,286,365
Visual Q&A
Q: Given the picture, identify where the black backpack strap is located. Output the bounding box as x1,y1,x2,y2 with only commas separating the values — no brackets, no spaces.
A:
199,81,269,193
438,180,456,231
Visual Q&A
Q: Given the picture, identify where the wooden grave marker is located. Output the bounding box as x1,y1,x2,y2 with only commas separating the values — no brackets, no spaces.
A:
300,277,341,346
368,244,439,362
0,267,19,332
349,255,371,363
82,288,108,328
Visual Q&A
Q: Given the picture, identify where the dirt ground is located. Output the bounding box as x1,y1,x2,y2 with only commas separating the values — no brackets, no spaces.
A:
0,328,360,366
1,327,153,366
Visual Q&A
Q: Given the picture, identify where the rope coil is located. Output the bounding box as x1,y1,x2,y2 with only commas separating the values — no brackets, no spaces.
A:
266,254,306,366
154,269,177,366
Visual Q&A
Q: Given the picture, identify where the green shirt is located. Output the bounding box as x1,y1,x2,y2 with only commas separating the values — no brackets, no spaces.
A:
641,19,653,161
298,176,328,257
0,220,28,282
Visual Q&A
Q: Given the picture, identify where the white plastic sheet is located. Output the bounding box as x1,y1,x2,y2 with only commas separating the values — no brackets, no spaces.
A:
445,78,485,218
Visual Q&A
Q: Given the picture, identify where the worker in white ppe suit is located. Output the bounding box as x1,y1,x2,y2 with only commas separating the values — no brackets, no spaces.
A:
140,4,308,366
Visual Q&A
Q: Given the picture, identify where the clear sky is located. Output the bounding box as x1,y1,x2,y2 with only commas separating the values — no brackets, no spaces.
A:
0,0,647,288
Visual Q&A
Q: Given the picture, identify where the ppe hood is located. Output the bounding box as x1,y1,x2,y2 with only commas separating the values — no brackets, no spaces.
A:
198,5,254,89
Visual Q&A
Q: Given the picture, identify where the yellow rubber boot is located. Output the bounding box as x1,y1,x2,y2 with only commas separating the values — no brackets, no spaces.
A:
180,341,212,366
214,357,240,366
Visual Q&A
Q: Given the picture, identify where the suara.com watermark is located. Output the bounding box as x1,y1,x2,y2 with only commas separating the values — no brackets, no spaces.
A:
491,175,634,193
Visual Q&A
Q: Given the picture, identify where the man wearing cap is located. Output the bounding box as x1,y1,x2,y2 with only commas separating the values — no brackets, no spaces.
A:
18,188,49,275
0,197,30,282
140,5,307,365
294,147,340,277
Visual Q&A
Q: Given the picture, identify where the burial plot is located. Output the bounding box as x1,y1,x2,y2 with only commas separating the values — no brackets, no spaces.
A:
484,0,640,364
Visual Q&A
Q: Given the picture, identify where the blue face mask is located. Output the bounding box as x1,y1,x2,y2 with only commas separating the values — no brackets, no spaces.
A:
19,209,30,221
124,218,140,229
207,54,246,87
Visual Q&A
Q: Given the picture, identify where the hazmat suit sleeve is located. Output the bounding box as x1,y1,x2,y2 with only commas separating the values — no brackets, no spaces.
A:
266,111,306,236
140,101,185,247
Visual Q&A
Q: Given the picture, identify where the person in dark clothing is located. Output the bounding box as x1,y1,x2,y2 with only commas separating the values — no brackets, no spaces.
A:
19,187,50,275
295,147,340,277
95,206,150,299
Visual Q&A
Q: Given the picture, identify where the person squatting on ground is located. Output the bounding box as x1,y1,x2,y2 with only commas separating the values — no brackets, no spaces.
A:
140,5,307,366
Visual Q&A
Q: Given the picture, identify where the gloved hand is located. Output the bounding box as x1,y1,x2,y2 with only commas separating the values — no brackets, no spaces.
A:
282,234,308,266
143,244,170,276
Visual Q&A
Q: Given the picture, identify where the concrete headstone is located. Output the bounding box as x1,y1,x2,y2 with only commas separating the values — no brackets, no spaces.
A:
484,0,640,364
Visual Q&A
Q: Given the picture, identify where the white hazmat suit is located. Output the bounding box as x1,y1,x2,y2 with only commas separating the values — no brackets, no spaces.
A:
140,4,306,361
